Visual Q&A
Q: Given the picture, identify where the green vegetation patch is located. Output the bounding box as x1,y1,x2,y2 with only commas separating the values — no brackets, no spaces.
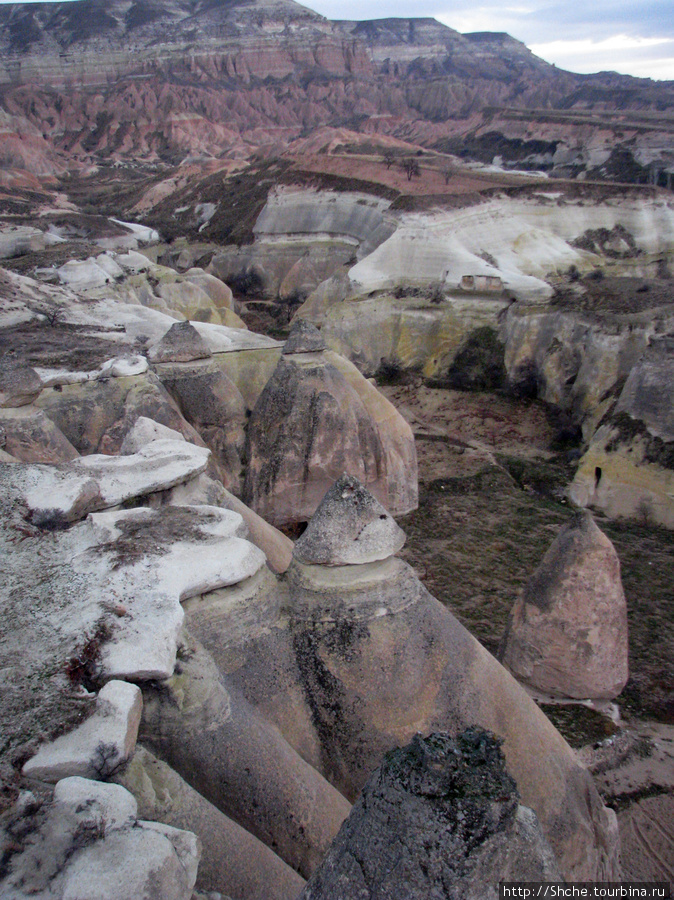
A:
427,327,506,393
539,704,620,749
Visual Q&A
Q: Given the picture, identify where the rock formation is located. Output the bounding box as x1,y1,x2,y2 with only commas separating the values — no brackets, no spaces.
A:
0,431,331,897
150,322,249,491
293,473,406,565
499,511,629,700
569,336,674,528
0,0,671,181
185,476,619,882
301,729,562,899
148,320,213,364
2,777,200,900
244,320,417,525
119,746,306,900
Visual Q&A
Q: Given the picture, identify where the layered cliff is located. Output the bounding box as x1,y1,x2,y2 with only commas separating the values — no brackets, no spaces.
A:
0,0,672,175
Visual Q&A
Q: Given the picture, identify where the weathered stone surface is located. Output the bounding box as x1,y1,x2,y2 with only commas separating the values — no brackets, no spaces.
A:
57,257,114,290
89,505,265,681
293,474,406,565
154,361,247,492
23,681,142,782
169,472,294,574
282,318,327,355
244,350,417,526
0,407,79,463
148,320,213,363
120,415,186,453
18,439,210,527
318,292,510,379
0,365,42,408
1,777,200,900
499,511,629,700
300,729,561,899
616,336,674,441
0,464,269,796
119,746,306,900
568,337,674,528
140,630,351,880
36,372,207,457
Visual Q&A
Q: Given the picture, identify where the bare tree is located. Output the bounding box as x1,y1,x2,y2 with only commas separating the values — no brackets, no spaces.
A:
402,158,421,181
383,149,395,170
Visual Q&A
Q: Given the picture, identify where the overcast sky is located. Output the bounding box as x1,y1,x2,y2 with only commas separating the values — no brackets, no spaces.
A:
0,0,672,81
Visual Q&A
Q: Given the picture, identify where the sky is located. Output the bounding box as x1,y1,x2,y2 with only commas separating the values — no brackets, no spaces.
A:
0,0,672,81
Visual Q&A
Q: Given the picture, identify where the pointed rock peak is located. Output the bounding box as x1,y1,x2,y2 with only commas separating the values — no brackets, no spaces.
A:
148,321,212,363
524,509,615,611
500,507,628,700
282,318,326,355
293,474,406,566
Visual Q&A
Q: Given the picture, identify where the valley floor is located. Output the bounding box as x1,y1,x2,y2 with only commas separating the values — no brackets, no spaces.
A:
377,375,674,882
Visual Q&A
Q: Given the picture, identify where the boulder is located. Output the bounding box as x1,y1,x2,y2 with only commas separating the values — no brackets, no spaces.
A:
1,777,199,900
23,681,142,782
0,407,79,463
243,346,417,526
499,511,629,700
148,321,213,363
300,729,561,899
119,746,306,900
0,365,42,408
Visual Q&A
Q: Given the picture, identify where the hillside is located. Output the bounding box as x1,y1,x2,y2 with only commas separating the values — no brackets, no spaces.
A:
0,0,672,182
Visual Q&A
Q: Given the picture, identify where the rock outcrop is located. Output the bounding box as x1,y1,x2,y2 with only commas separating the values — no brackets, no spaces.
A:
244,322,417,525
190,477,620,881
569,337,674,528
499,511,629,700
301,729,562,899
119,746,306,900
1,777,199,900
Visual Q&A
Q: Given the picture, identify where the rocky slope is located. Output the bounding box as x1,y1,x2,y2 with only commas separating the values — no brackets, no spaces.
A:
0,0,672,179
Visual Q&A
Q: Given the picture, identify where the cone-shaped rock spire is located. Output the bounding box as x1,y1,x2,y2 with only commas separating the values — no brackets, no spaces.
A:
500,510,628,700
293,475,406,566
282,319,326,355
148,321,212,363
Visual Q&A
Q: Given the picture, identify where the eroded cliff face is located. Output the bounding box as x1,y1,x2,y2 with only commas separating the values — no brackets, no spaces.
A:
0,0,672,175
